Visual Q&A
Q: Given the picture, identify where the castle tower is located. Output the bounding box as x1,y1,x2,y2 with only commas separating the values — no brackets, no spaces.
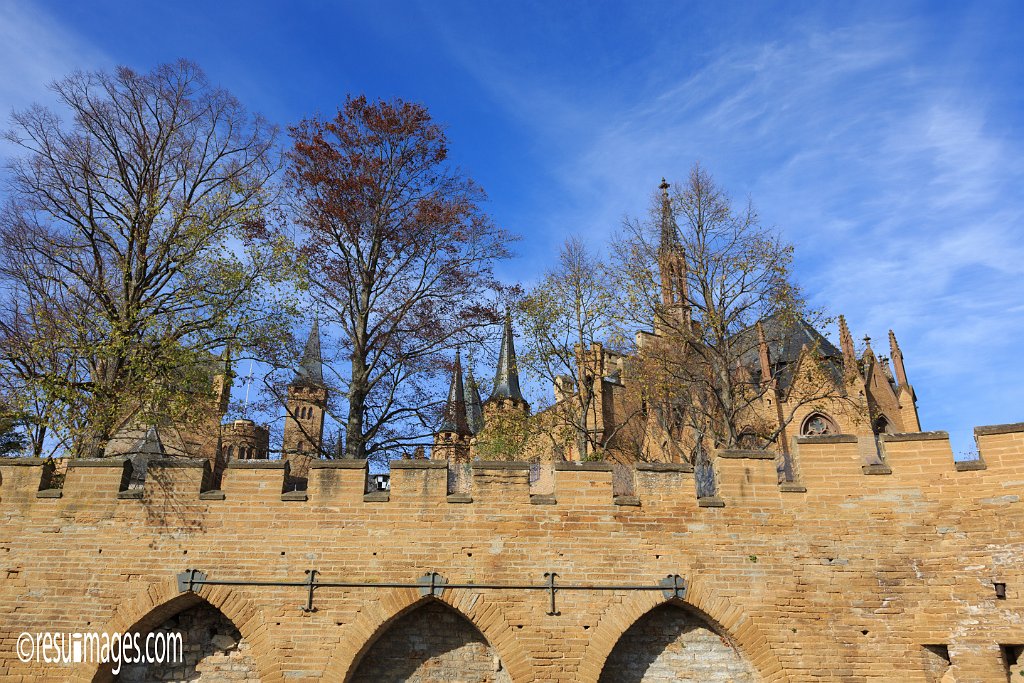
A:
656,178,690,334
485,312,530,417
282,322,327,477
221,419,270,461
433,351,473,462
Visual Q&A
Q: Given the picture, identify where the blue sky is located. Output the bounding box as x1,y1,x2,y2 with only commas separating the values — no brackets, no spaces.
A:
2,0,1022,454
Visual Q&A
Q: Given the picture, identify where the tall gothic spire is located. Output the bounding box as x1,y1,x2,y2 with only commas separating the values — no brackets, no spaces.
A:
490,312,524,403
658,178,678,257
292,320,324,387
439,351,470,436
657,179,689,317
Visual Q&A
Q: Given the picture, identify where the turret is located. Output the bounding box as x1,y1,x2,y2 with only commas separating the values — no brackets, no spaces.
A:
486,313,529,414
464,362,484,435
283,321,327,471
433,350,472,462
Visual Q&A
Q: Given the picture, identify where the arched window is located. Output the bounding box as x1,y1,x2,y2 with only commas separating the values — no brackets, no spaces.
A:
800,412,837,437
226,445,235,460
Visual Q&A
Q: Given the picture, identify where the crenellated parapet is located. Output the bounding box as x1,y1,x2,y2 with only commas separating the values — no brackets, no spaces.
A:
3,422,1020,514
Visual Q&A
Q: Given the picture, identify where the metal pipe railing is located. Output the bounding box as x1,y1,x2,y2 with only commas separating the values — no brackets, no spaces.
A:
177,569,687,615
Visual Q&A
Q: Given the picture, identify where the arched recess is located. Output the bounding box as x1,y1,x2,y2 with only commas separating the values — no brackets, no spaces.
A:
79,578,281,683
599,602,756,682
577,580,787,683
323,587,534,683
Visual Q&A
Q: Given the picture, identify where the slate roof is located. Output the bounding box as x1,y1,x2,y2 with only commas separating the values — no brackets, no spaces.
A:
733,313,843,392
292,320,325,387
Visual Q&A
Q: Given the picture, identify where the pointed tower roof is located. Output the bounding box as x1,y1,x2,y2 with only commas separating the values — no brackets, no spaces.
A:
439,351,471,436
464,363,484,435
490,313,524,403
292,320,324,387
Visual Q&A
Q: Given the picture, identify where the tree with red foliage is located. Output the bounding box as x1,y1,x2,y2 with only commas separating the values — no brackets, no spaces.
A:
287,96,514,461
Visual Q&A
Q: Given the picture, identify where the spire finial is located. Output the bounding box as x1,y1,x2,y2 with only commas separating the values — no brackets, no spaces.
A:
861,334,876,363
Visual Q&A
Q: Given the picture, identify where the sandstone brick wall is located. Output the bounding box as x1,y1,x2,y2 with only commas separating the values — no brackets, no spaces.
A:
0,423,1021,682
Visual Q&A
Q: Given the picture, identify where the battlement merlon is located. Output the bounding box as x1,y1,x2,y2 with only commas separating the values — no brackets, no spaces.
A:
1,423,1020,513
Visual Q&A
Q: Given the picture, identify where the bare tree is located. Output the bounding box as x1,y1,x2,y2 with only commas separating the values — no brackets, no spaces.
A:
0,60,287,456
613,164,845,456
519,236,639,460
287,96,514,462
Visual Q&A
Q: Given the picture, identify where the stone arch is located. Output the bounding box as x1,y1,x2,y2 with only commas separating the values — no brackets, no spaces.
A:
80,578,280,683
323,586,534,683
577,579,786,682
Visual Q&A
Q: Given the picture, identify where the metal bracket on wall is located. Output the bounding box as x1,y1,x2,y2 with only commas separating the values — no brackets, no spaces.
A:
544,572,559,615
301,569,318,612
177,569,207,594
417,572,447,598
659,574,687,600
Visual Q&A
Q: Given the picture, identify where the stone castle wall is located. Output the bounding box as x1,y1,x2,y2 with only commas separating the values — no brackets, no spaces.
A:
0,423,1022,682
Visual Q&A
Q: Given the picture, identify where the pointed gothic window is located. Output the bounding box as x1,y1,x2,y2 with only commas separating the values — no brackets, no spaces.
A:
873,416,892,435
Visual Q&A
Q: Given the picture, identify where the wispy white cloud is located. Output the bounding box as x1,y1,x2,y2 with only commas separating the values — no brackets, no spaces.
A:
433,13,1024,450
0,2,109,158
